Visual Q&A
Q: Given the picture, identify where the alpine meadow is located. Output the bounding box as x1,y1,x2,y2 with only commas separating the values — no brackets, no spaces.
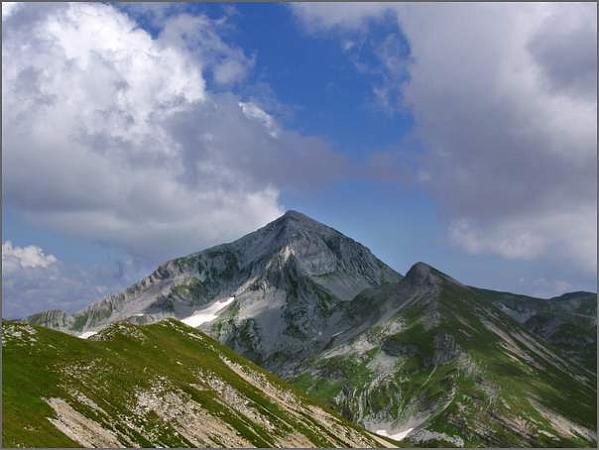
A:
2,2,597,448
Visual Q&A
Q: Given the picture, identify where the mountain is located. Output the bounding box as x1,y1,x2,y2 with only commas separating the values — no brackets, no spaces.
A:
25,211,597,447
477,289,597,372
2,319,393,448
293,263,597,447
28,210,401,372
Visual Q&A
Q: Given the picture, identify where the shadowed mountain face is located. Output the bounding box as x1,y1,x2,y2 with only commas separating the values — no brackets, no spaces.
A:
26,211,597,447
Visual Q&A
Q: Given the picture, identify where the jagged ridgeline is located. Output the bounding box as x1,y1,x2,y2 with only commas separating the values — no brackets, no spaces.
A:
2,320,394,448
23,210,597,447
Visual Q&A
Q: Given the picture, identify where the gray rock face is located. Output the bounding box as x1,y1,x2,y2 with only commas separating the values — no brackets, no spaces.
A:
26,309,74,330
28,259,191,333
28,210,401,370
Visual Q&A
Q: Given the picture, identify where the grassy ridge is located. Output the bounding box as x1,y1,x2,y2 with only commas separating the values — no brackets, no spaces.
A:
291,280,597,447
2,319,384,448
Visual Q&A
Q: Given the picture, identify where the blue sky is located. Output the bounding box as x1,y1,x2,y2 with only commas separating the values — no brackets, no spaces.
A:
2,2,597,318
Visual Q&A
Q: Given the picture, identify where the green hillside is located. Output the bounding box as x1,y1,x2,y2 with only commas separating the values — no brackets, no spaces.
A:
292,265,597,447
2,320,393,448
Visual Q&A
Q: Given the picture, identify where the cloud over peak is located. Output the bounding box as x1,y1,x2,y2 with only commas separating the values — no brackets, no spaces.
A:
293,2,597,273
2,2,344,260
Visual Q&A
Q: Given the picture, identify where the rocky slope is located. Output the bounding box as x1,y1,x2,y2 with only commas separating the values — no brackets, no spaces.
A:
477,289,597,372
28,210,401,372
25,211,597,447
2,320,393,448
293,263,597,447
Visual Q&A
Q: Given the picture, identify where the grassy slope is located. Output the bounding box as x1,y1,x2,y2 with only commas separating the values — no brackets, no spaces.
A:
292,281,597,447
477,288,597,373
2,319,387,448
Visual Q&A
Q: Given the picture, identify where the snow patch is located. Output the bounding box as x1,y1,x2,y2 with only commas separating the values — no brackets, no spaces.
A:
376,427,414,441
181,297,235,328
78,331,98,339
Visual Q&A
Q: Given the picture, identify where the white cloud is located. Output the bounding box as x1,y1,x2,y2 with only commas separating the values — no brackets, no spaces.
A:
3,3,345,261
292,3,388,32
2,241,58,274
449,207,597,273
239,101,279,138
292,3,597,274
157,12,255,86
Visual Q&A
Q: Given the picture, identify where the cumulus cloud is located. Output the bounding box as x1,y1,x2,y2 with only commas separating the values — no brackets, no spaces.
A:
292,3,597,273
157,12,255,86
528,7,597,99
2,241,58,274
239,101,279,137
292,3,389,32
2,3,343,261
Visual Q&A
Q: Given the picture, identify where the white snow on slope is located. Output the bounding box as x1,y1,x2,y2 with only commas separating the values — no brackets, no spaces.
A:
79,331,98,339
181,297,235,328
376,427,414,441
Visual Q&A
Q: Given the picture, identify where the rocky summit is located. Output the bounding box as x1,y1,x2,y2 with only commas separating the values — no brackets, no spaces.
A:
24,211,597,447
28,210,401,372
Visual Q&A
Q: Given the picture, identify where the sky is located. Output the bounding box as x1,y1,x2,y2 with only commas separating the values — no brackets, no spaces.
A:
2,2,597,318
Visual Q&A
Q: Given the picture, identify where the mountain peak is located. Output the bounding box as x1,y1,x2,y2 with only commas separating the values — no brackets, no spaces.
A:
281,209,310,220
405,261,436,280
275,210,328,229
404,261,462,287
27,208,402,347
262,210,340,239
